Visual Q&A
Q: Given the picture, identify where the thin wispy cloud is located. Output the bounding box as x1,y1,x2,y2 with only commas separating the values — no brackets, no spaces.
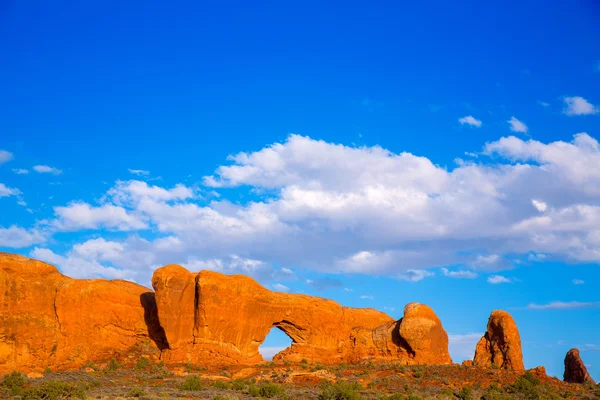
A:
0,183,21,197
537,100,550,107
458,115,482,127
12,168,29,175
272,283,290,292
441,268,477,279
128,169,150,176
360,295,374,300
0,150,14,164
572,279,585,285
488,275,511,284
527,301,600,310
33,165,63,175
562,96,598,116
508,116,528,133
397,269,434,282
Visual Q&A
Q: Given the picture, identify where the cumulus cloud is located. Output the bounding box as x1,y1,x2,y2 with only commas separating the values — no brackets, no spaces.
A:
0,183,21,197
441,268,477,279
459,116,482,127
527,301,600,310
0,150,14,164
507,117,528,133
12,168,29,175
33,165,63,175
562,96,598,116
487,275,511,284
0,226,45,248
11,133,600,283
532,199,547,212
128,169,150,176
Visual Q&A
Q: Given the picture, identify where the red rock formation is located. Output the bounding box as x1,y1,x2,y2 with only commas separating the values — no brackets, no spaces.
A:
564,348,595,384
0,253,165,373
152,265,452,365
473,310,524,370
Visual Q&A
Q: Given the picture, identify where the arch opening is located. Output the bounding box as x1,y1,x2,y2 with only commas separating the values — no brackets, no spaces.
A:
258,326,293,361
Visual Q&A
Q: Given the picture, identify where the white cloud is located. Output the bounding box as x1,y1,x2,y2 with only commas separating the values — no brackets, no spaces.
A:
54,202,147,231
464,152,478,158
128,169,150,176
537,101,550,108
441,268,477,279
572,279,585,285
259,346,287,361
487,275,511,284
507,117,528,133
532,199,547,212
459,116,482,127
12,168,29,175
527,301,600,310
0,183,21,197
272,283,290,292
0,226,45,248
30,247,138,281
448,333,484,361
397,269,434,282
360,295,374,300
562,96,599,116
12,133,600,283
0,150,14,164
33,165,63,175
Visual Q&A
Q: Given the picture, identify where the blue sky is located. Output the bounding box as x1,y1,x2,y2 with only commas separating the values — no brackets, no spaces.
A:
1,0,600,380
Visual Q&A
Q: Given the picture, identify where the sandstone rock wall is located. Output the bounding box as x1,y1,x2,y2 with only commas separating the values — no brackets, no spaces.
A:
473,310,524,370
152,265,452,365
564,348,595,384
0,253,165,373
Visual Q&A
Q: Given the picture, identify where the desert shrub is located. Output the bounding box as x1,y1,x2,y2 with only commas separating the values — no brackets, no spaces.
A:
105,358,119,372
151,360,169,378
459,386,474,399
301,359,308,365
21,380,86,400
413,368,425,378
215,395,239,400
44,367,52,374
232,379,247,391
407,396,422,400
181,375,203,391
318,381,362,400
135,357,150,370
509,371,542,399
2,371,26,396
213,380,231,390
128,387,147,397
385,394,404,400
258,382,285,398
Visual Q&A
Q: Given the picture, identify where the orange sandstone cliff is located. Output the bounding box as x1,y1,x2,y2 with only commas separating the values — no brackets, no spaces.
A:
0,253,166,373
151,265,452,365
473,310,524,370
0,253,452,372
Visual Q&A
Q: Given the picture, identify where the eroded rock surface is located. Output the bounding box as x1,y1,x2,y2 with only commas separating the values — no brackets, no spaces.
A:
152,265,452,365
0,253,165,373
473,310,524,370
564,348,595,384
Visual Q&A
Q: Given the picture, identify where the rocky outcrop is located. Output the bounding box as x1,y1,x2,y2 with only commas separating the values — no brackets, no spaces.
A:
152,265,452,365
0,253,166,373
473,310,524,370
564,348,595,384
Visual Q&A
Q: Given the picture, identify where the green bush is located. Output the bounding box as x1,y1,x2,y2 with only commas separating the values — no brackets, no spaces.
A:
232,379,247,390
509,371,542,399
151,360,169,378
459,386,473,400
2,371,26,396
105,358,119,372
258,382,285,398
407,395,422,400
181,375,203,391
128,387,147,397
248,384,261,397
135,357,150,370
413,368,424,378
213,380,231,390
44,367,52,375
318,381,362,400
21,380,86,400
385,394,404,400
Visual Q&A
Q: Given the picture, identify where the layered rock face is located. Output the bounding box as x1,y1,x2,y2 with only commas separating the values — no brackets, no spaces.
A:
152,265,452,365
564,348,595,384
473,310,524,370
0,253,165,373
